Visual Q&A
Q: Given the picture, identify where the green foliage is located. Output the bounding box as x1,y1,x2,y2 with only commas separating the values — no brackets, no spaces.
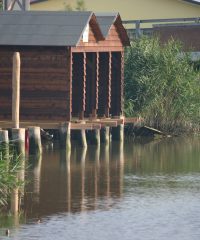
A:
64,0,86,11
124,36,200,133
0,0,2,11
0,146,24,209
75,0,86,11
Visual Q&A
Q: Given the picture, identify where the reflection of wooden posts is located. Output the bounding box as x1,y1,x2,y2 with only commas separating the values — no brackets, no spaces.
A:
28,127,42,154
66,149,71,212
11,188,19,214
119,142,124,197
12,52,20,129
32,154,42,203
102,145,110,199
80,147,87,211
94,146,100,210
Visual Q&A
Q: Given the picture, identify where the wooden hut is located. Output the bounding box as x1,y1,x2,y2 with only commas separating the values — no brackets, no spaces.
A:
0,11,130,126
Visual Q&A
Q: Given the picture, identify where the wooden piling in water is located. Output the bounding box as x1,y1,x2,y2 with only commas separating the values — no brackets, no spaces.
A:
76,121,87,148
59,122,71,149
28,126,42,155
11,128,25,156
111,124,124,142
100,127,110,145
0,130,9,159
90,129,100,146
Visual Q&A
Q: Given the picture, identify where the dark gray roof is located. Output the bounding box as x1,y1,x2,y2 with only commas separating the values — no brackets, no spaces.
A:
95,12,118,37
0,11,93,46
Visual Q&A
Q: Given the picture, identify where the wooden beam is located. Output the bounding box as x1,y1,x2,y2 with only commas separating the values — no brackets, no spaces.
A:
12,52,20,129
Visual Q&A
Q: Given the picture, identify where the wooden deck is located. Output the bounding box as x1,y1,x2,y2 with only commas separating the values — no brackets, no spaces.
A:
0,117,143,130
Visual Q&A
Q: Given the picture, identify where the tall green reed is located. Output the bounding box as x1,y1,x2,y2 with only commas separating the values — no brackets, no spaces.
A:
124,36,200,134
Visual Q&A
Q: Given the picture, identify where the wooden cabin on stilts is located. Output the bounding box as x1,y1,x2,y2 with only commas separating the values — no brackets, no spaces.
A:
0,11,141,149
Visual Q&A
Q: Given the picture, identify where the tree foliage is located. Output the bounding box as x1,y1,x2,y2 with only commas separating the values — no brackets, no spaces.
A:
124,36,200,133
64,0,86,11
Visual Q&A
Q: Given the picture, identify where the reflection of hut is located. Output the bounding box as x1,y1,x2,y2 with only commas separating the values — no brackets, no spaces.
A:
0,11,129,123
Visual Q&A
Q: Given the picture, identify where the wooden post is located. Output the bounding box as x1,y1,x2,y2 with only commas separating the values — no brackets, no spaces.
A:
111,117,124,142
28,127,42,155
0,130,9,160
12,52,21,129
11,128,25,156
59,122,71,150
100,127,110,145
77,121,87,148
112,124,124,142
90,129,100,146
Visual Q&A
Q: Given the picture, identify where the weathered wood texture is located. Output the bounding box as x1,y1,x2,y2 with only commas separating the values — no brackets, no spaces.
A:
0,47,71,121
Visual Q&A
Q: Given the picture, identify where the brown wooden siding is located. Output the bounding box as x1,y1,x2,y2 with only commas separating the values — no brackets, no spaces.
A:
72,25,123,52
0,47,71,121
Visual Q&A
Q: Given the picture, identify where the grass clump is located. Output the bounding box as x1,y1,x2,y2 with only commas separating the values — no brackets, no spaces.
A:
124,36,200,134
0,145,24,210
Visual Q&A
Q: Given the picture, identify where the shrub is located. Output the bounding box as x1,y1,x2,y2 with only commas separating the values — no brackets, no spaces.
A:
124,36,200,134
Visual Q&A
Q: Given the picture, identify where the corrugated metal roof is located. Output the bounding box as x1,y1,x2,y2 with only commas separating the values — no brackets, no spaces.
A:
95,12,118,37
0,11,93,46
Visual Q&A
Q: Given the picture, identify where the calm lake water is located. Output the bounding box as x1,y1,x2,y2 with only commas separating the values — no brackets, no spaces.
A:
0,136,200,240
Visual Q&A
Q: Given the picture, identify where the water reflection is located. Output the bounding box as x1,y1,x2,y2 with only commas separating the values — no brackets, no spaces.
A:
1,136,200,240
23,141,125,219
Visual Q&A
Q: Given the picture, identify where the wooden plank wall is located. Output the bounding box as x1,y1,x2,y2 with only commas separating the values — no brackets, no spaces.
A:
0,47,71,121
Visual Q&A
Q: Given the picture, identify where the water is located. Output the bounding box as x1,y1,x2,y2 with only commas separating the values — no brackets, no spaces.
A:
1,136,200,240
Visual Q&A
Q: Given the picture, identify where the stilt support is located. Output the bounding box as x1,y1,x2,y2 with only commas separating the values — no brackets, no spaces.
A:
11,128,25,156
0,130,9,159
111,124,124,142
100,127,110,145
59,122,71,150
28,127,42,155
90,129,100,146
77,121,87,148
